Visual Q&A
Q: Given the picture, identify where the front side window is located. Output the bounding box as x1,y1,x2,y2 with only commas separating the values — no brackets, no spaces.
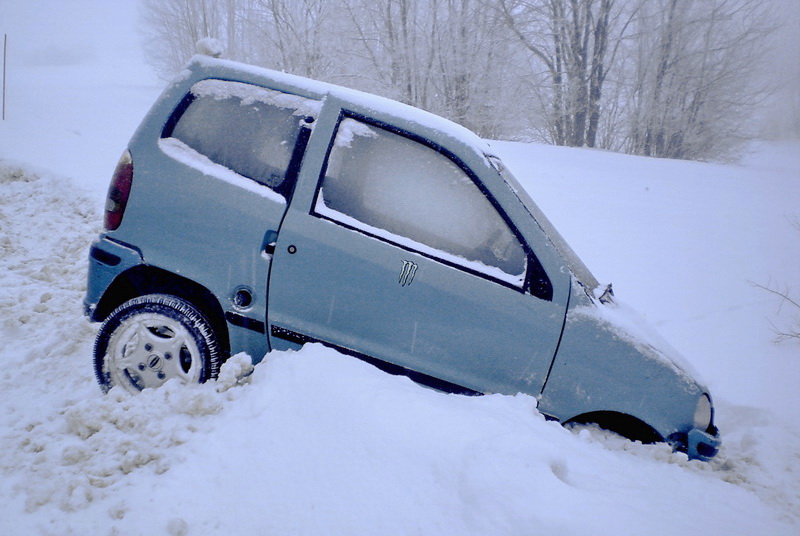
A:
315,117,527,287
163,79,320,195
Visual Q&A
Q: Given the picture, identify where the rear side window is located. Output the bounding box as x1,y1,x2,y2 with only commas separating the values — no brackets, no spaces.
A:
163,79,321,195
315,117,528,287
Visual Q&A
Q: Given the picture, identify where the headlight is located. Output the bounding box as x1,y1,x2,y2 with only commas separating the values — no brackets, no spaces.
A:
694,393,713,430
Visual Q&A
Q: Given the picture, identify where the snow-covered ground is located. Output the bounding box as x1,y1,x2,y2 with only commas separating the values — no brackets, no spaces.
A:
2,2,800,534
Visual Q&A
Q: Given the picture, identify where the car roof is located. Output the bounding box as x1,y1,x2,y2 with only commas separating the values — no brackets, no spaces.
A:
184,55,495,162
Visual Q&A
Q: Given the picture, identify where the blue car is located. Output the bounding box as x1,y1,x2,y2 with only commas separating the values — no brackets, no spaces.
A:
84,54,720,460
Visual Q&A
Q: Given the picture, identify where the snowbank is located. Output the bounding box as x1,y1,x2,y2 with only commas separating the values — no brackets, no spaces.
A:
1,157,798,534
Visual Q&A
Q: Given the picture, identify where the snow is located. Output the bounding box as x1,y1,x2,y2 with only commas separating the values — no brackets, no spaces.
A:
190,78,323,118
332,115,379,147
194,37,223,59
189,52,494,161
158,137,288,203
1,2,800,534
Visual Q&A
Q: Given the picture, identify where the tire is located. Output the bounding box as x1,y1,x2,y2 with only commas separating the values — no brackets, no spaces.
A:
564,412,663,445
94,294,222,394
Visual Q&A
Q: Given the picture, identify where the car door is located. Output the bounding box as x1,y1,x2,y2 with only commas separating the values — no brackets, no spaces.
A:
267,115,567,395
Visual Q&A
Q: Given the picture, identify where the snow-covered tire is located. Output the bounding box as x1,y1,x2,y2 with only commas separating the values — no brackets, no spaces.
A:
94,294,222,394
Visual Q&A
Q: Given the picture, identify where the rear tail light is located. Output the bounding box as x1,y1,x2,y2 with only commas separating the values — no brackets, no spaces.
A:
104,150,134,230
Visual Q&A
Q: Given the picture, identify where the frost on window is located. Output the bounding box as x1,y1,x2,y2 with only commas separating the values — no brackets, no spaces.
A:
333,119,378,148
317,118,527,284
166,80,319,195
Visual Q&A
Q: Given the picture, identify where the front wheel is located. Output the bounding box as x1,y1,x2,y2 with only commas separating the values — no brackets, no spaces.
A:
94,294,222,394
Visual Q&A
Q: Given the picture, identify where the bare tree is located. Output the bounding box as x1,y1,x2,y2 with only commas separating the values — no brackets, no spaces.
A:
752,218,800,344
344,0,437,107
141,0,243,79
344,0,515,136
493,0,634,147
138,0,779,160
754,282,800,343
140,0,346,82
431,0,518,136
244,0,343,80
623,0,772,160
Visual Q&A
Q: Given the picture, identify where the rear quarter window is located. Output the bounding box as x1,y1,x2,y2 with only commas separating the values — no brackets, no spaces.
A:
162,79,320,196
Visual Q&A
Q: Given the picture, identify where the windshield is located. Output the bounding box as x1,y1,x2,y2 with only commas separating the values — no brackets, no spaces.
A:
487,155,599,291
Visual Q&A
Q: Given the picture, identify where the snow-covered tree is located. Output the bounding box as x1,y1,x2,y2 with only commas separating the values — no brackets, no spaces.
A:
622,0,772,160
141,0,241,79
139,0,781,160
493,0,635,148
244,0,343,80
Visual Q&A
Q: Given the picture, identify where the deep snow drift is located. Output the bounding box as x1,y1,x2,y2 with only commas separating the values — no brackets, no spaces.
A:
1,140,799,534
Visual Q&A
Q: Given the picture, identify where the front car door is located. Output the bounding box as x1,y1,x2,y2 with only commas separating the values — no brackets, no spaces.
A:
268,112,567,395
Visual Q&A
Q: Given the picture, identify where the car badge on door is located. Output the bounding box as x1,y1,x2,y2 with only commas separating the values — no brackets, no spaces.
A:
399,260,418,287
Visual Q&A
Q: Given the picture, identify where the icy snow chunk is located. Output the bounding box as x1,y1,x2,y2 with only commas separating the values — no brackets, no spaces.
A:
333,118,378,148
196,37,223,58
190,79,322,118
216,352,255,392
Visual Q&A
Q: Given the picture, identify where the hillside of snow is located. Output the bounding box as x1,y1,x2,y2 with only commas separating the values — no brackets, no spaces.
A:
2,2,800,534
2,140,799,534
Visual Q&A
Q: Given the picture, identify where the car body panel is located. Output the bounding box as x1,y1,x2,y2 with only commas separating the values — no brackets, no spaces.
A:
84,238,145,318
539,283,703,438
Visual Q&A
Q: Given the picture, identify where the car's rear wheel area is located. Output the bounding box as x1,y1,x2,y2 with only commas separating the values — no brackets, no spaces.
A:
94,294,222,394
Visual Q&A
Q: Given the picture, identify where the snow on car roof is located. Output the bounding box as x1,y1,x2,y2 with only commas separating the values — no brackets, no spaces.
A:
187,55,493,159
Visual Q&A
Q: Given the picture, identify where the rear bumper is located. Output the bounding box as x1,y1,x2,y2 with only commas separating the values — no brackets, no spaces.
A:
84,237,144,321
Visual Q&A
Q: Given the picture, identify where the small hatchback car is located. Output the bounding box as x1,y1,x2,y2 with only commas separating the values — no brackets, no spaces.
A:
85,54,720,460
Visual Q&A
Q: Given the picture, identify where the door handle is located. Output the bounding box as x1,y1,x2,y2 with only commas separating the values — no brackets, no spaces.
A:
263,229,279,256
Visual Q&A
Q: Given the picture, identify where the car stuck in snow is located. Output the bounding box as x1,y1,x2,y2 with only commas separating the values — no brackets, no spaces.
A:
84,54,720,460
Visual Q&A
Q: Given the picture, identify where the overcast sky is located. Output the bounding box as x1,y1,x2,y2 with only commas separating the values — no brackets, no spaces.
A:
2,0,154,80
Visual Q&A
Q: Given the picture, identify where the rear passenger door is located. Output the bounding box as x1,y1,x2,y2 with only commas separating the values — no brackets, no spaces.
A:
267,116,566,395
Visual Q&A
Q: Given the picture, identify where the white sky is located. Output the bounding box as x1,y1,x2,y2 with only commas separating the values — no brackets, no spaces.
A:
1,0,155,81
